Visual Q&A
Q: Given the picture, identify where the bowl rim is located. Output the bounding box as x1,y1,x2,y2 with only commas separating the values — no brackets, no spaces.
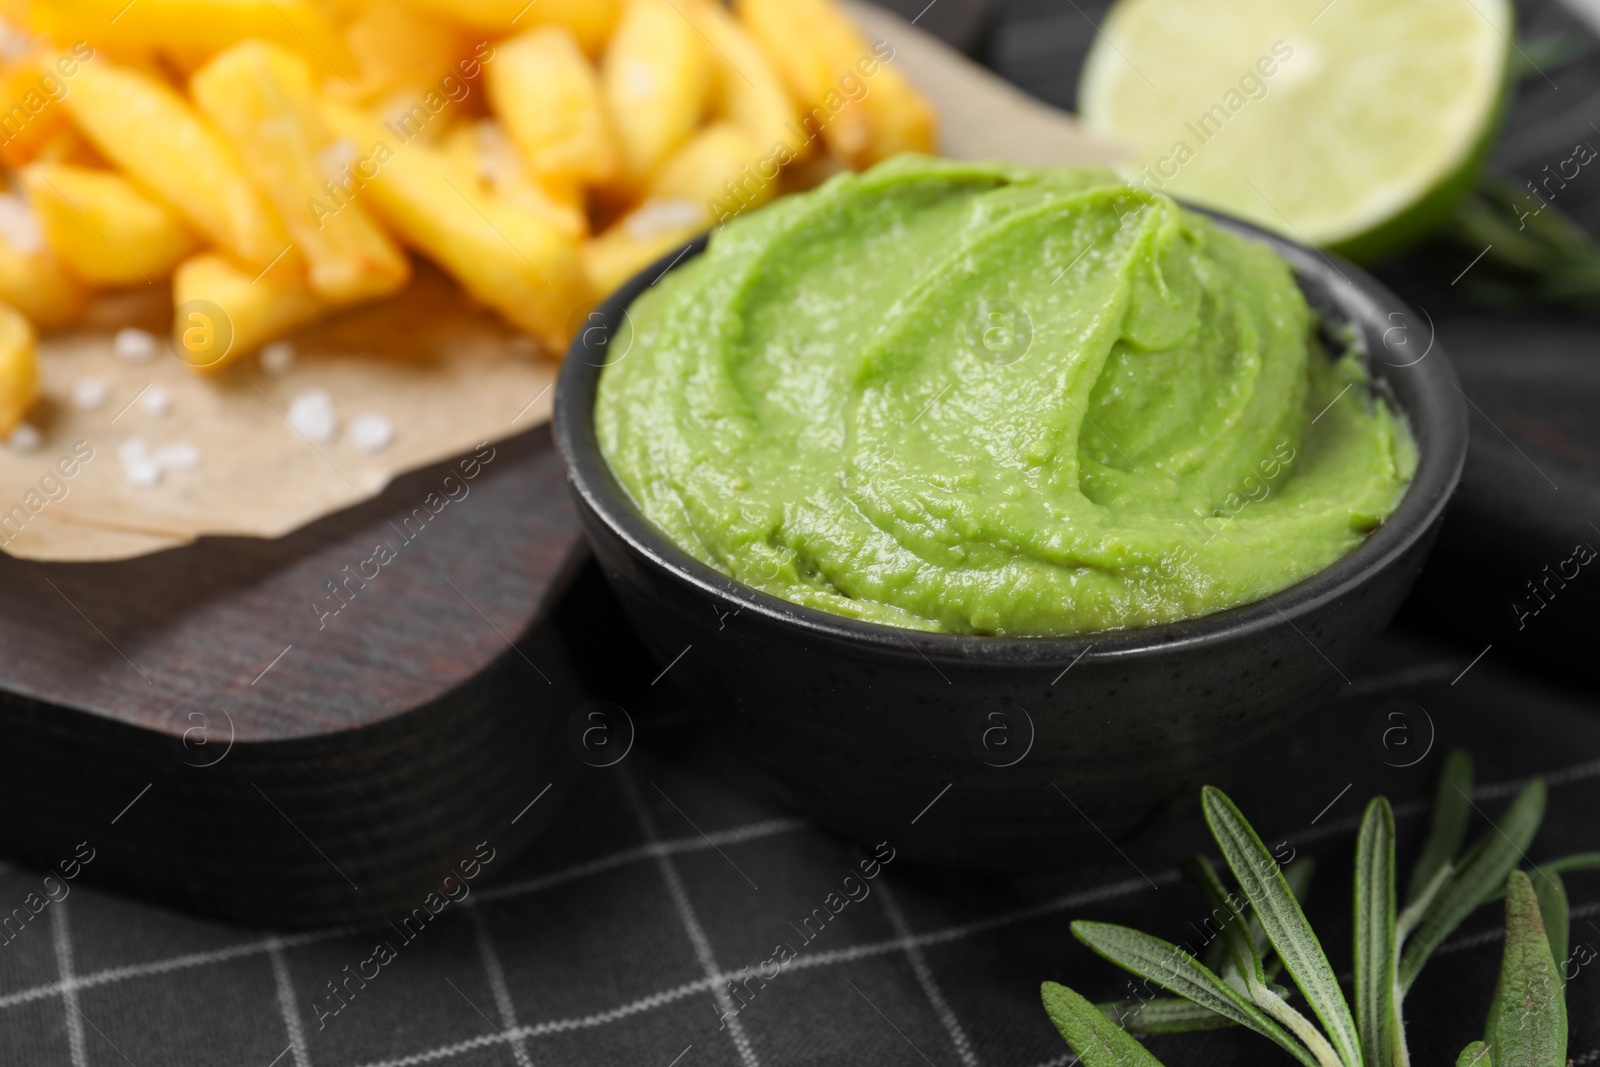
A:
554,211,1468,668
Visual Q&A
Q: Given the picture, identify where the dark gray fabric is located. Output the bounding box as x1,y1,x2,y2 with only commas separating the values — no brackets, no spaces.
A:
0,606,1595,1066
4,2,1600,1064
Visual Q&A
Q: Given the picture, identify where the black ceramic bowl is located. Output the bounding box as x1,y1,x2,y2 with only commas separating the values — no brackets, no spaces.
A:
553,217,1467,870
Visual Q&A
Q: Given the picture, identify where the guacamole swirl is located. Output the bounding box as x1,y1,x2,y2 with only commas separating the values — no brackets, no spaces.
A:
596,157,1417,636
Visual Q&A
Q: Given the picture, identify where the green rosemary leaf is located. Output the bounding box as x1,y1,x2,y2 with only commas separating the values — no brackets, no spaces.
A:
1541,852,1600,875
1042,983,1167,1066
1098,997,1238,1034
1182,856,1263,984
1400,780,1547,992
1511,33,1588,81
1457,1041,1492,1067
1264,859,1317,983
1531,872,1568,988
1407,750,1473,908
1399,863,1452,942
1071,921,1324,1067
1202,787,1362,1067
1484,872,1566,1067
1355,797,1398,1067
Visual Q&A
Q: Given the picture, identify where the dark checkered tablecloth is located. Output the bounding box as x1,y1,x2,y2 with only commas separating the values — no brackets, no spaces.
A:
0,620,1597,1067
5,1,1600,1064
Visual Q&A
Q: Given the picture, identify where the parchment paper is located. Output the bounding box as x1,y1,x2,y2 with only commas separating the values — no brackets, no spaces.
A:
0,5,1116,563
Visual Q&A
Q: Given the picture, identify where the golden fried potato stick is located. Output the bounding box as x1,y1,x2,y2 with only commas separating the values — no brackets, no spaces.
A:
0,226,85,329
442,120,588,241
18,163,199,286
24,0,355,80
340,3,466,103
320,100,593,354
680,0,806,161
581,122,772,294
651,122,775,216
0,49,85,170
735,0,934,168
61,59,292,271
602,0,711,186
487,27,620,191
391,0,620,54
736,0,872,166
0,302,37,437
192,41,411,306
171,253,324,373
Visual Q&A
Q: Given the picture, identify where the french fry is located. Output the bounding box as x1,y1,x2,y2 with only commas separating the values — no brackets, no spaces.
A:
602,0,710,186
736,0,934,168
320,99,593,353
391,0,620,54
582,123,772,294
24,0,355,81
861,51,937,163
736,0,873,167
0,51,78,170
0,301,37,436
581,208,700,296
486,27,619,190
340,3,465,103
171,253,323,373
61,58,291,270
192,41,410,306
650,122,774,221
0,210,86,329
446,120,588,241
680,0,806,161
18,162,199,286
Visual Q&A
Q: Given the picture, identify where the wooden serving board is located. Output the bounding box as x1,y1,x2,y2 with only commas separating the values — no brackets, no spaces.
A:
0,427,588,928
0,0,1091,929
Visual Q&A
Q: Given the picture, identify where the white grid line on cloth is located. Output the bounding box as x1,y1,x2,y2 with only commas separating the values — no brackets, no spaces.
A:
268,936,313,1067
873,877,980,1067
330,749,1600,1067
4,749,1581,1020
49,899,87,1067
467,907,532,1067
342,868,1592,1067
349,977,723,1067
0,816,806,1013
6,755,1598,1066
619,768,762,1067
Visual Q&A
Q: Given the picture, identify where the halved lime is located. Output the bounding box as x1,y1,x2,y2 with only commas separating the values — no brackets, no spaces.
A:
1078,0,1514,261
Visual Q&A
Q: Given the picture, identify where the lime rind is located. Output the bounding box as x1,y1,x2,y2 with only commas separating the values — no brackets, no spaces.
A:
1079,0,1514,261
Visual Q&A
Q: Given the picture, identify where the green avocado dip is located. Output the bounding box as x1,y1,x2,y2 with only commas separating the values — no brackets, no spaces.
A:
595,156,1417,636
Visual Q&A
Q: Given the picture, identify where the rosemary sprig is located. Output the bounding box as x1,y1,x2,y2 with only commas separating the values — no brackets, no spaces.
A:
1433,178,1600,313
1041,751,1590,1066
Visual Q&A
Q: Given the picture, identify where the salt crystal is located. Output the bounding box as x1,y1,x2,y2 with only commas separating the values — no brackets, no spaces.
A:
153,441,200,471
6,423,39,453
124,459,161,487
260,341,296,375
117,438,160,486
287,390,336,442
140,386,170,417
624,199,705,240
114,328,157,362
475,120,524,186
317,138,359,182
347,413,393,453
117,438,147,465
73,378,109,410
0,194,42,254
